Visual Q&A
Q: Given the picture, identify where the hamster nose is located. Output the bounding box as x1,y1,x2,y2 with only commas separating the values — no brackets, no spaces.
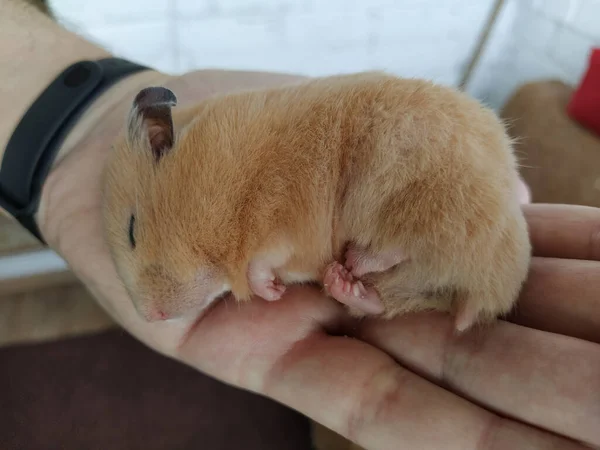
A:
144,308,169,322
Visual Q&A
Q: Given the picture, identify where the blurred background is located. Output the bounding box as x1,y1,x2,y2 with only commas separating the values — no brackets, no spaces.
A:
49,0,599,110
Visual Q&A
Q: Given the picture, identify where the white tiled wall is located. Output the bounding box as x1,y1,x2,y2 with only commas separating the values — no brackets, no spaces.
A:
2,0,597,279
49,0,600,109
49,0,497,89
469,0,600,108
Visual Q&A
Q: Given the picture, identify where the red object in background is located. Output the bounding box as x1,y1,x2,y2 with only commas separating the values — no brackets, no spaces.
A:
567,47,600,137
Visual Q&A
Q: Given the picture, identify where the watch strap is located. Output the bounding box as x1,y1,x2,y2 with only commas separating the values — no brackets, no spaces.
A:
0,57,150,244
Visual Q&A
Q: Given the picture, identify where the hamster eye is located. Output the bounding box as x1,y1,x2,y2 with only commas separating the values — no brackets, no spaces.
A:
128,214,136,249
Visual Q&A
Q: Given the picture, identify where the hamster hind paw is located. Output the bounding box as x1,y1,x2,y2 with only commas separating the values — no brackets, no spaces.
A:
323,262,385,315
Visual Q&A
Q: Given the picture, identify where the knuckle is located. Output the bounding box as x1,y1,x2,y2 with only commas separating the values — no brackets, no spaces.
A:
345,362,407,443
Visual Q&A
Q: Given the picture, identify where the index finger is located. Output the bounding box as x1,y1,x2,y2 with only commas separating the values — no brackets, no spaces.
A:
523,204,600,260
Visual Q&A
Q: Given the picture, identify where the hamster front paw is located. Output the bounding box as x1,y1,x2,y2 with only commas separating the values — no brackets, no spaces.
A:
248,261,287,302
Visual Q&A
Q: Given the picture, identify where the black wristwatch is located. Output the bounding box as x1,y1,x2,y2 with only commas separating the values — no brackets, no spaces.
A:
0,57,150,244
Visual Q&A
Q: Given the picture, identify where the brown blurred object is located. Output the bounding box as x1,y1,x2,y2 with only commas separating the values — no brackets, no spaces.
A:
1,329,313,450
500,80,600,207
0,213,43,256
312,423,366,450
22,0,53,16
0,282,115,348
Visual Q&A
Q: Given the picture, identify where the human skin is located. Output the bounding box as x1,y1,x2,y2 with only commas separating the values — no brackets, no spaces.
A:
2,1,600,448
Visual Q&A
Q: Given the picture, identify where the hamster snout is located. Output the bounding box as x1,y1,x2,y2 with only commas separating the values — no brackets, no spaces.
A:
133,264,186,322
128,261,233,322
102,72,531,331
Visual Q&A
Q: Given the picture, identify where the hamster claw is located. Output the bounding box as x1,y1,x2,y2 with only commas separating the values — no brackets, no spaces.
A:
454,303,478,333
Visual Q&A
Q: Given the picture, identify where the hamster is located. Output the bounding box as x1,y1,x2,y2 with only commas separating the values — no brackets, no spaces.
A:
101,71,531,331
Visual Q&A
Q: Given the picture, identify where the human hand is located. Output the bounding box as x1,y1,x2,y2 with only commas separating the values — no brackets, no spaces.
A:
354,203,600,449
36,68,600,449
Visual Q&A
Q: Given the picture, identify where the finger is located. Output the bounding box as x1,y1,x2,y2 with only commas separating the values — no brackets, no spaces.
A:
179,287,589,450
263,335,587,450
356,313,600,448
510,257,600,343
523,204,600,260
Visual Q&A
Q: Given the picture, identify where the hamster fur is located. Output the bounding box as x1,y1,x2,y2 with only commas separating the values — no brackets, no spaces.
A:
102,71,531,331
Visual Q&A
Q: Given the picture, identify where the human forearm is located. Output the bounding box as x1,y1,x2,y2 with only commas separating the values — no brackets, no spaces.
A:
0,0,112,153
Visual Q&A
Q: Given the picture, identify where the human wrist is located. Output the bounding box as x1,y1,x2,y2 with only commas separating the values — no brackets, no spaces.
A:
0,0,112,156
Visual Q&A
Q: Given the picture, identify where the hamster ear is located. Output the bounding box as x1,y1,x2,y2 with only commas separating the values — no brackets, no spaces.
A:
127,86,178,162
